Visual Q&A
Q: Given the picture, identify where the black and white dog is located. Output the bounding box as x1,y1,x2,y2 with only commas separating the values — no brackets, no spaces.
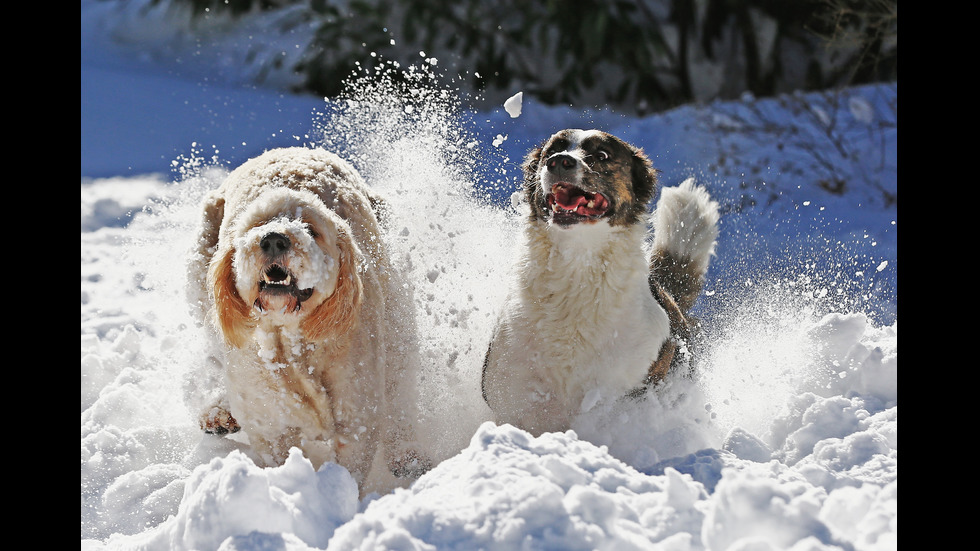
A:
482,129,720,435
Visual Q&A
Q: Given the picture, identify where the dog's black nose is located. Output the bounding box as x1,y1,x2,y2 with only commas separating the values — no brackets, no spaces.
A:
260,232,291,256
546,153,577,172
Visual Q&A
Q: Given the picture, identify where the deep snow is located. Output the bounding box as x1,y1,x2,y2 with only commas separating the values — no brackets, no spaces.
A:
81,5,897,550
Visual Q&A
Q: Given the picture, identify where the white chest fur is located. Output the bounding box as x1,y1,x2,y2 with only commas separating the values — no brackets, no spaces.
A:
485,221,670,434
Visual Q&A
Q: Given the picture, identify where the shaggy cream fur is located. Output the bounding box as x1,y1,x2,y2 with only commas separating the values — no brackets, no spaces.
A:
187,147,428,494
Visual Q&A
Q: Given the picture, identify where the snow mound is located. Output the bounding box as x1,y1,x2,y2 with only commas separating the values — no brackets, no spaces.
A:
83,309,896,550
326,417,895,551
329,422,708,550
93,449,358,551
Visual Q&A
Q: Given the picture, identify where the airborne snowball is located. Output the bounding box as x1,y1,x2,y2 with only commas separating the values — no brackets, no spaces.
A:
504,92,523,118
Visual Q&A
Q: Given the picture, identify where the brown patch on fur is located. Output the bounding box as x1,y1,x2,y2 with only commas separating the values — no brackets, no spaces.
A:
604,159,638,226
649,250,705,313
645,283,693,386
209,247,256,349
301,231,363,343
521,146,547,222
647,339,677,386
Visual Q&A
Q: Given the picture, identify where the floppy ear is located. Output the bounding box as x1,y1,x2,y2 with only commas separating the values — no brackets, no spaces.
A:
197,190,225,259
208,246,255,349
521,146,546,221
301,230,363,342
630,146,658,208
187,191,226,321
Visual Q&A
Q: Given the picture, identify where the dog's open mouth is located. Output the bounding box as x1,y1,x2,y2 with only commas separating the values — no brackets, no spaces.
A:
546,183,610,225
255,263,314,312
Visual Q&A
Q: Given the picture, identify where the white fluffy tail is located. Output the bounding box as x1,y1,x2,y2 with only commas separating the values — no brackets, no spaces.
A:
651,178,720,274
649,178,720,312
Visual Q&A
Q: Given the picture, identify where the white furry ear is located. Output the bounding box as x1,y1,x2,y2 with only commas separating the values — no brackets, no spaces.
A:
301,230,363,342
208,245,255,348
197,190,226,255
187,191,225,324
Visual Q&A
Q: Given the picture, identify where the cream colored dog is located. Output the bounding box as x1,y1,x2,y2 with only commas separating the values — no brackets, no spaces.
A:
187,147,428,491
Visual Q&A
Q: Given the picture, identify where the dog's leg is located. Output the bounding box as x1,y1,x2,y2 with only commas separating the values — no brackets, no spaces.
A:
380,392,431,478
381,373,433,479
381,394,433,479
647,339,677,385
188,350,240,435
335,423,380,485
637,179,719,389
199,399,240,435
633,283,693,391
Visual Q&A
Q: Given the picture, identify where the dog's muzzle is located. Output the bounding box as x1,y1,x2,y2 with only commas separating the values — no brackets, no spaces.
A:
543,154,611,225
254,232,315,312
260,232,291,257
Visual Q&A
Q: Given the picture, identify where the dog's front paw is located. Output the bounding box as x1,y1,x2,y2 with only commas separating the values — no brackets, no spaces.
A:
200,405,241,435
390,449,433,479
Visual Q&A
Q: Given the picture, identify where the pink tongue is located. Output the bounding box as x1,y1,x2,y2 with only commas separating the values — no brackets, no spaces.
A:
555,187,588,210
555,186,608,215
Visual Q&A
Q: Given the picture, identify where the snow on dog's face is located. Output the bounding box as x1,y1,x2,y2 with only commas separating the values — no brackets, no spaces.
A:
522,129,658,228
208,186,363,347
232,188,341,316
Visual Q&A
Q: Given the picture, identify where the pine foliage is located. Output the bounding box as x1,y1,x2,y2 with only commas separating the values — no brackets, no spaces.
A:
163,0,897,113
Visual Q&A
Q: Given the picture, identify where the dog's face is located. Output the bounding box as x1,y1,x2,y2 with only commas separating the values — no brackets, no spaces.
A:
523,129,658,228
231,189,341,316
208,187,362,347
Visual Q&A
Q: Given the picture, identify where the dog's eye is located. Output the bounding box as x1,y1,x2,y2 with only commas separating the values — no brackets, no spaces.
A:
305,225,318,239
596,150,611,161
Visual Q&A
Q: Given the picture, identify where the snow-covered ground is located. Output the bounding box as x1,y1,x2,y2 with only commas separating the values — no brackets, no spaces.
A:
82,4,897,550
